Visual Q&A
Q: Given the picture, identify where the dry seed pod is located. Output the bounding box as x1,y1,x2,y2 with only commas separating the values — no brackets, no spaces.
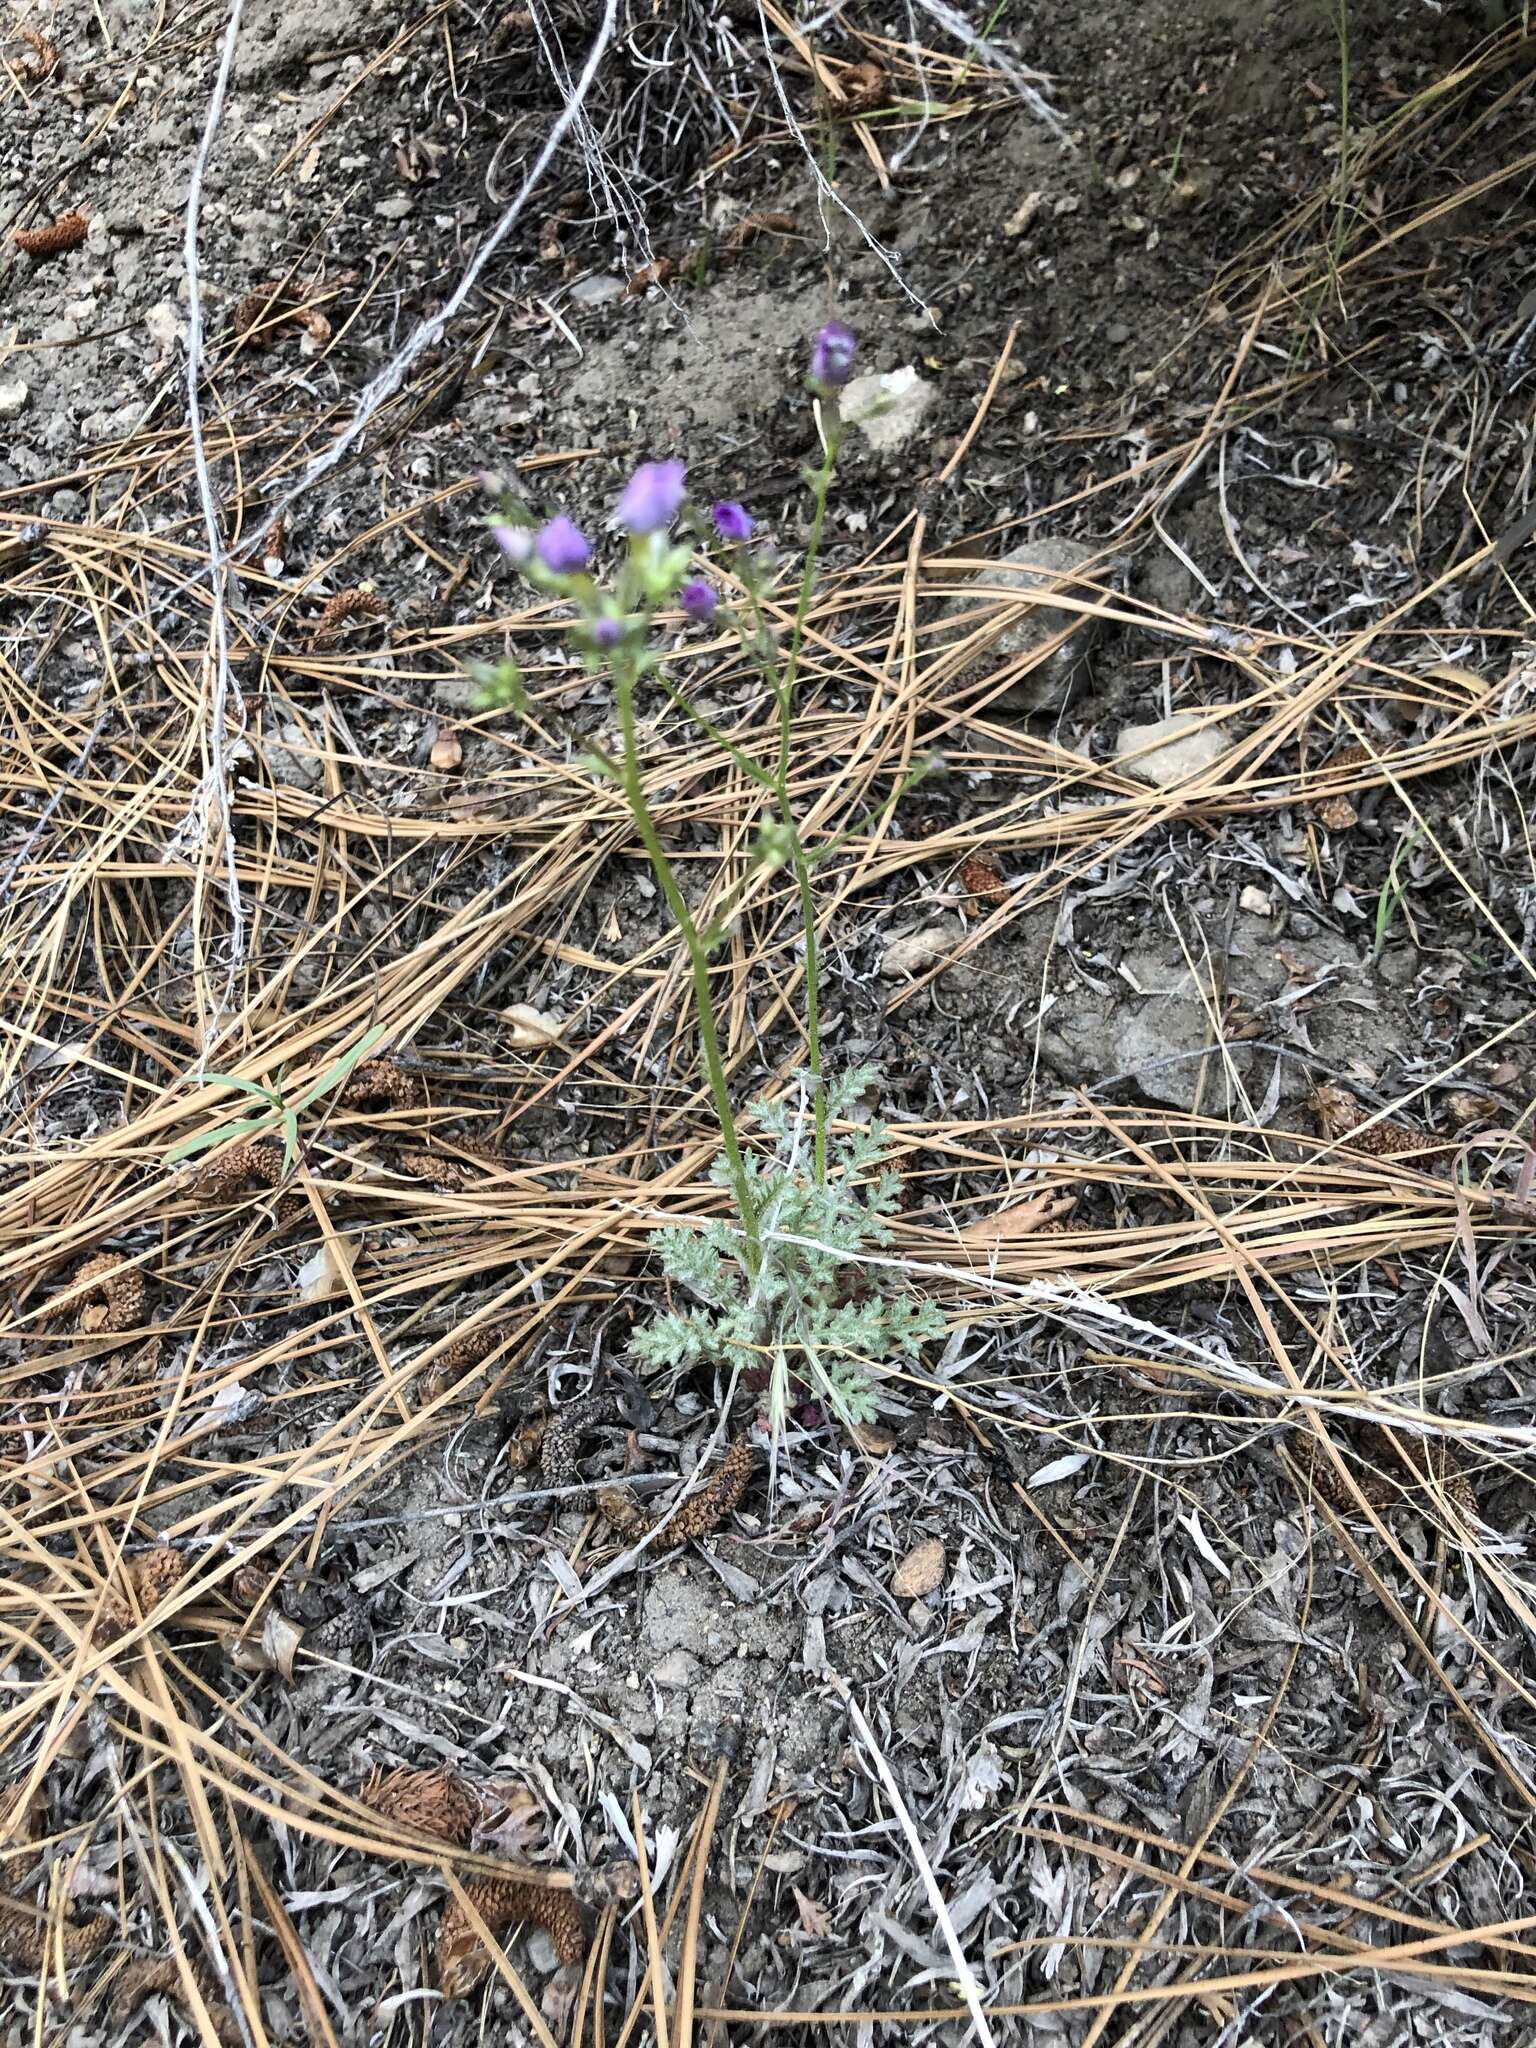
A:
835,60,889,115
599,1438,752,1548
110,1955,239,2047
72,1253,146,1334
395,1148,465,1191
308,586,387,650
436,1880,585,1996
891,1537,946,1599
0,1902,112,1968
340,1057,422,1110
1309,1085,1450,1165
359,1765,478,1845
90,1547,185,1647
14,208,87,258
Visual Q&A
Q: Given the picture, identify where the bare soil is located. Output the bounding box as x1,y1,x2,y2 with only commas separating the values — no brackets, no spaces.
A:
4,3,1536,2045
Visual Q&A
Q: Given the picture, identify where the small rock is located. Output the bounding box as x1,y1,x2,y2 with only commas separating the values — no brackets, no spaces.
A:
1115,710,1233,787
891,1538,946,1600
263,721,321,788
937,534,1102,715
145,301,184,351
569,274,626,306
879,920,960,979
1239,884,1272,916
841,365,936,453
374,197,414,220
0,380,30,420
649,1650,703,1690
429,731,462,772
502,1003,562,1048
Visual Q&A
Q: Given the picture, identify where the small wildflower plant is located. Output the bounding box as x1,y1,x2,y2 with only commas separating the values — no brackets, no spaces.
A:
473,321,941,1427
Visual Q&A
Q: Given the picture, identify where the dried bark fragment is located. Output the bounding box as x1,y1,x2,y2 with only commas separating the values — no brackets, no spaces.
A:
436,1880,585,1996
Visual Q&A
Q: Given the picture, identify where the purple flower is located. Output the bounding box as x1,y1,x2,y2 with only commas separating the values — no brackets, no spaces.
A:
809,319,856,388
711,500,753,544
614,459,687,534
589,615,623,650
534,515,591,574
492,521,533,566
679,579,717,623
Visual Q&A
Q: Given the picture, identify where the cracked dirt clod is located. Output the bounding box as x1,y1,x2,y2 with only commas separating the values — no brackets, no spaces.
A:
0,1904,113,1968
598,1436,753,1548
1309,1085,1451,1164
436,1880,586,1995
71,1253,146,1333
359,1764,479,1845
110,1955,240,2046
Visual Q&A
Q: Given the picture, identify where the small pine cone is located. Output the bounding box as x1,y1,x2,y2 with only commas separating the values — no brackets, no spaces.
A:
1313,793,1357,831
194,1139,287,1203
233,280,329,348
73,1253,146,1333
0,1902,113,1968
129,1546,185,1610
437,1881,585,1996
503,1416,547,1474
0,1780,38,1867
540,1395,605,1490
601,1438,753,1548
340,1057,422,1110
110,1955,239,2046
1309,1085,1449,1165
12,25,60,81
396,1148,465,1191
359,1765,478,1845
14,208,87,258
835,60,888,115
308,587,387,650
958,853,1007,908
228,1561,273,1610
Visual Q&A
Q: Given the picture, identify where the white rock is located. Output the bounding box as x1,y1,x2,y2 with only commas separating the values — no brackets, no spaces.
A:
879,920,960,979
502,1002,562,1048
938,534,1103,715
1114,711,1233,787
842,365,936,453
0,380,30,420
145,300,184,351
1239,884,1272,916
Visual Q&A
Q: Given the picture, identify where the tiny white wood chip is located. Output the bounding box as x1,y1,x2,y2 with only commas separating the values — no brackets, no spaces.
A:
502,1002,562,1048
891,1536,946,1599
1028,1450,1090,1489
295,1242,339,1303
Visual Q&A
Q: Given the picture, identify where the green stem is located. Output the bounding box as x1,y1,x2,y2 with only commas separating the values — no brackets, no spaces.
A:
613,657,761,1276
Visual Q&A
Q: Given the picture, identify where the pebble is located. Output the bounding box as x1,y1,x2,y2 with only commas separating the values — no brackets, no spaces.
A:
1114,710,1233,787
0,380,30,420
938,533,1103,716
375,197,414,220
841,364,936,453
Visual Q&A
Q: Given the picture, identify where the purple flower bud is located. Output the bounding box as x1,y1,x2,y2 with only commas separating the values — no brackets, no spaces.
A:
809,319,856,388
589,615,623,650
534,515,591,574
492,521,533,566
614,459,687,534
711,500,753,544
679,579,717,623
